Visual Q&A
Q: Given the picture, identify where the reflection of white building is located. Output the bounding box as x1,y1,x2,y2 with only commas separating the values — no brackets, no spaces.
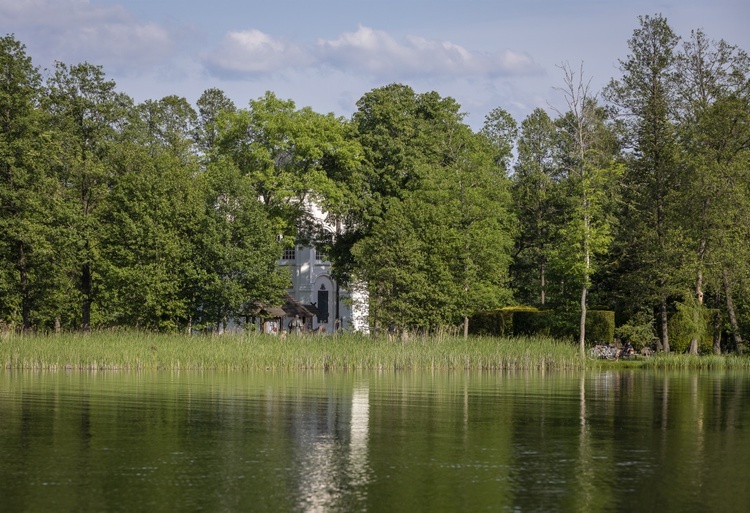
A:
278,245,368,333
295,384,371,511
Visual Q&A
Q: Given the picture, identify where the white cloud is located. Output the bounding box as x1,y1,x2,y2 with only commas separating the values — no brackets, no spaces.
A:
316,25,540,78
201,29,309,75
0,0,177,73
201,24,541,80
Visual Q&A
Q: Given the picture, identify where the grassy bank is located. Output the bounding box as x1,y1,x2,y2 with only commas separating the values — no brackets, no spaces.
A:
2,332,750,371
1,331,583,371
641,353,750,370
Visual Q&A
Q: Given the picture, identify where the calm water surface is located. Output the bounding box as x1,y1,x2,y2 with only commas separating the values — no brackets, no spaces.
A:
1,369,749,512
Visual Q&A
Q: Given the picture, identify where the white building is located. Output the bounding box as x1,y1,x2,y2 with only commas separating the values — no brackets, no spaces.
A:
278,244,368,333
274,200,368,333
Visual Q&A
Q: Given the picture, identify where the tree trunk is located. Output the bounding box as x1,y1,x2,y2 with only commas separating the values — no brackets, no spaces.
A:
660,297,670,353
723,269,744,353
712,298,722,355
688,270,703,355
540,259,546,306
81,261,92,332
19,241,31,331
463,315,469,339
579,286,587,358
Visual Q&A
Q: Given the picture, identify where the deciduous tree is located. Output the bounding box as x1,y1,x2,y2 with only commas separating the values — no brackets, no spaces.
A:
512,108,562,307
554,63,622,356
674,30,750,353
0,35,58,330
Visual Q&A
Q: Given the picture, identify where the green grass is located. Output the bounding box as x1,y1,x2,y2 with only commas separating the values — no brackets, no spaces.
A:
0,331,583,371
2,331,749,371
641,353,750,370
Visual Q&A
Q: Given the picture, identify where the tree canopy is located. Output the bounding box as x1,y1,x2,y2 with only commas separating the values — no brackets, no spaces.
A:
1,17,750,352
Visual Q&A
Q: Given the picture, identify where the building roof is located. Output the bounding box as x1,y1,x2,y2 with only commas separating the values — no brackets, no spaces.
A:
264,307,288,318
251,295,320,319
281,294,320,318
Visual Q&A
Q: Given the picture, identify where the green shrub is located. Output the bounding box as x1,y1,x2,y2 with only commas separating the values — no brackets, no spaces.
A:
669,299,716,353
586,310,615,345
512,308,551,336
546,309,579,340
469,309,513,336
616,310,656,350
471,307,613,341
469,306,548,337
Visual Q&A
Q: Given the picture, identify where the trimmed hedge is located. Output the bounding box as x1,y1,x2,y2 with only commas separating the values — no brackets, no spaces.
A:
470,307,614,343
469,306,551,337
513,308,551,336
585,310,615,345
469,308,514,336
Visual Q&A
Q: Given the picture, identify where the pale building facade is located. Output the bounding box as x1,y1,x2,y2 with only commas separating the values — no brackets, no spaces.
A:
278,245,368,333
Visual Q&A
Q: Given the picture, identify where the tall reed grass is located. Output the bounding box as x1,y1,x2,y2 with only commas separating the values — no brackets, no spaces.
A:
3,331,749,371
0,331,583,371
641,353,750,370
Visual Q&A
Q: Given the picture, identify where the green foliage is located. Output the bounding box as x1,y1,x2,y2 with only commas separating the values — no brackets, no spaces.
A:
213,91,357,240
194,87,236,155
585,310,615,344
512,308,552,336
472,307,614,342
668,295,712,353
97,141,201,331
190,160,290,330
44,61,134,330
480,106,518,171
469,306,551,337
1,25,750,351
0,35,60,331
469,309,514,337
0,53,295,333
603,14,684,352
353,197,453,331
615,309,657,350
673,32,750,351
350,86,515,332
511,108,562,306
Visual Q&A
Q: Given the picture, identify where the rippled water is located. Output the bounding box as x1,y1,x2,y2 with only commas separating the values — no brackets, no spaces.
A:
1,369,749,512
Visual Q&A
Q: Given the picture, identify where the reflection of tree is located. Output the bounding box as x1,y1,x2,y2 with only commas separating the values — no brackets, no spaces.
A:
574,373,596,510
3,370,750,511
570,372,615,511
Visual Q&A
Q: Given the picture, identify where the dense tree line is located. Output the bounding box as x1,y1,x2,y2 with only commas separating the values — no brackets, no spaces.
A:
0,38,289,332
1,15,749,352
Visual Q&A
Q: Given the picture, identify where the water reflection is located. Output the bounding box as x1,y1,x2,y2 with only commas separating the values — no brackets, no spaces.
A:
296,384,371,512
1,370,749,512
349,386,371,492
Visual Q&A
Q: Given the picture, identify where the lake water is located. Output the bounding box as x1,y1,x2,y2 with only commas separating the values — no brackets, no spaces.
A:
1,369,749,512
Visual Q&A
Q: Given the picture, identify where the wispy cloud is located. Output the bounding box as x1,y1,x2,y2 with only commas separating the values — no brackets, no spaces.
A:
317,26,540,78
0,0,177,73
201,29,309,76
202,24,541,80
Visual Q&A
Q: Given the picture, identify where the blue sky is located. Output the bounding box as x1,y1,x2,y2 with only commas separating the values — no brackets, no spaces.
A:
2,0,748,129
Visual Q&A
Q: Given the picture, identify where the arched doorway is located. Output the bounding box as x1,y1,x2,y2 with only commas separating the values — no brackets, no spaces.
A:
313,276,334,332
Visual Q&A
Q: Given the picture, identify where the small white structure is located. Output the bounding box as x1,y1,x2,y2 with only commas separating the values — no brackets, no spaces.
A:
278,245,368,333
